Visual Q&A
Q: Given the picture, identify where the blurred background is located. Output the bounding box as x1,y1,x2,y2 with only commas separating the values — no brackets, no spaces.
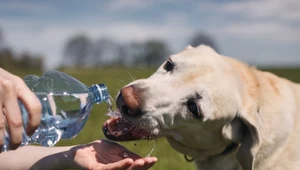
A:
0,0,299,169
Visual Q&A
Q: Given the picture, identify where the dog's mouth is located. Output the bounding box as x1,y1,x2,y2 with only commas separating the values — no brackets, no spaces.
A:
102,110,153,141
103,89,155,141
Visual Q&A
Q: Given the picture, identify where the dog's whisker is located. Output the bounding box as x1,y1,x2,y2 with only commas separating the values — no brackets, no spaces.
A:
117,79,128,86
127,72,136,82
116,82,125,88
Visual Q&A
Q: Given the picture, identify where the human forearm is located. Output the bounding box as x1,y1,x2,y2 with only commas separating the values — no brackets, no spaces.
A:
0,140,158,170
0,145,75,170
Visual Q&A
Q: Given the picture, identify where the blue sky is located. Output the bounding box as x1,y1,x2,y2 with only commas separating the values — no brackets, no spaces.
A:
0,0,300,69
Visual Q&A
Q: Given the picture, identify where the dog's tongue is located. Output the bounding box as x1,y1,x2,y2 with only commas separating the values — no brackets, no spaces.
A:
103,117,151,141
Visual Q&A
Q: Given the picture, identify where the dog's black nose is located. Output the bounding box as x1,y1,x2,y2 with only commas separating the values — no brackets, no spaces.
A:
117,85,142,116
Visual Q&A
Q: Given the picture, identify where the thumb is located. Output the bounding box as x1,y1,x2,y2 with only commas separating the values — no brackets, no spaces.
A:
92,158,133,170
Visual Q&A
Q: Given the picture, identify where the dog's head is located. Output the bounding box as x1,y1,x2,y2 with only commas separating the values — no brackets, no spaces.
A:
103,45,261,170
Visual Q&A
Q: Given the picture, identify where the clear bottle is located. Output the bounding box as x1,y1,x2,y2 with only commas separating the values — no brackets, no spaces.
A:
3,70,111,151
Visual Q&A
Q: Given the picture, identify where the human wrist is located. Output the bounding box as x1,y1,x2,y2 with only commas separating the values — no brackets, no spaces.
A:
61,145,80,169
21,145,76,170
64,144,86,169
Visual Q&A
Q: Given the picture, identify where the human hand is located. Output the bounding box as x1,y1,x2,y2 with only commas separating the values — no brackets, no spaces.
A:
0,68,42,151
69,140,158,170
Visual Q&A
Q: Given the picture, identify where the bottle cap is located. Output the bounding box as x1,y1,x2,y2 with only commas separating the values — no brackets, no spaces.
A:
90,84,109,104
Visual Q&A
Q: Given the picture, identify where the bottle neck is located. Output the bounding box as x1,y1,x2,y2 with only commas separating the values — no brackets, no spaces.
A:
89,84,110,104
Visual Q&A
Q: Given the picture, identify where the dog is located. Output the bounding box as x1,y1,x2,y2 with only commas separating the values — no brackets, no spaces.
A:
103,45,300,170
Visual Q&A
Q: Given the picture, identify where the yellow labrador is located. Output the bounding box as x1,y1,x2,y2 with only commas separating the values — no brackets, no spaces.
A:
103,45,300,170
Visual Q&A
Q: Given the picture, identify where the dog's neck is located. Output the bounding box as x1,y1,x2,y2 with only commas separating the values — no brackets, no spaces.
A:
194,143,242,170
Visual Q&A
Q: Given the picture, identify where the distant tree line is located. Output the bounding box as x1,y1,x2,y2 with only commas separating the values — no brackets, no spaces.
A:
62,35,170,68
0,27,44,72
62,32,219,68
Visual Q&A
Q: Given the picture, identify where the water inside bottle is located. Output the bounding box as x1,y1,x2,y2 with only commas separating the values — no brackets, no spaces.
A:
29,92,94,146
45,92,91,127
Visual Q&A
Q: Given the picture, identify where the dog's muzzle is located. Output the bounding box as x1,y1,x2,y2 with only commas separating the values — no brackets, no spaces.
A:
117,85,143,116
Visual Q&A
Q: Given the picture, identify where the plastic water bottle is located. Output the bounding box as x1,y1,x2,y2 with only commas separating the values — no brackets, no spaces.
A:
3,70,111,151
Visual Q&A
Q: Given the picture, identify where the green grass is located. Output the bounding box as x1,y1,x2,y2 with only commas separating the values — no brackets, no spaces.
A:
10,66,300,170
262,67,300,82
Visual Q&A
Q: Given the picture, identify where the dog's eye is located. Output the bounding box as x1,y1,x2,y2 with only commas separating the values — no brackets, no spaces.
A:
187,101,201,118
164,60,174,72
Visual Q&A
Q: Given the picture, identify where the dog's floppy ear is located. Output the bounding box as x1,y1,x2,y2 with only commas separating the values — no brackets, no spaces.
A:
222,110,261,170
236,111,261,170
222,117,244,144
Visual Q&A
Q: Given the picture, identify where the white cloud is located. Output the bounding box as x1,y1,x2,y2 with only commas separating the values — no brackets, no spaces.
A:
222,0,300,22
198,0,300,43
104,0,184,13
105,0,154,12
216,21,300,42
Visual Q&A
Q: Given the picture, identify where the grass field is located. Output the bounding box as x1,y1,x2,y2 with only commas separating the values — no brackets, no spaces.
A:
9,66,300,170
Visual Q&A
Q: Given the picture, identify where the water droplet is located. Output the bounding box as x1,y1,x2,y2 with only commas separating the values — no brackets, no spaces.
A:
146,139,157,157
133,140,139,147
123,152,128,158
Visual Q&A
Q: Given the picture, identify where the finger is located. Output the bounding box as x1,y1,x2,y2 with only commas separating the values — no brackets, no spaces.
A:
1,79,23,150
139,157,158,170
94,158,133,170
0,106,5,152
128,159,146,170
14,76,41,136
142,161,156,170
